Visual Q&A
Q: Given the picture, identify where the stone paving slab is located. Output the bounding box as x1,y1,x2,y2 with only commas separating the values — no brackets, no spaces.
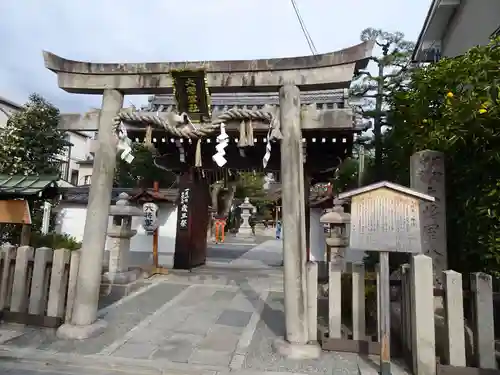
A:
243,291,361,375
2,282,189,355
153,268,283,291
102,284,262,366
0,348,219,375
0,248,392,375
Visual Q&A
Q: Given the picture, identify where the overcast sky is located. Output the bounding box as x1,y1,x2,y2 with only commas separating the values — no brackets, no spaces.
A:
0,0,431,113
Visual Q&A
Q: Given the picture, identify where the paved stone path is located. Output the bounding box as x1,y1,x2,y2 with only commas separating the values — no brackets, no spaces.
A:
0,240,410,375
119,236,274,270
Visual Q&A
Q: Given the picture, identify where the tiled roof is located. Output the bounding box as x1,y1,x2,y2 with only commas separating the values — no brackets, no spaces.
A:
0,175,59,196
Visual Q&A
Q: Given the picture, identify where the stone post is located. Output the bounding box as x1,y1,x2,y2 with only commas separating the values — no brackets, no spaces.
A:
471,272,496,369
410,150,447,287
238,197,254,237
57,89,123,339
272,84,319,359
103,193,143,284
410,254,436,375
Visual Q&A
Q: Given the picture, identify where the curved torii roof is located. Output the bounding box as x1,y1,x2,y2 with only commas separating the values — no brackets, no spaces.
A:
42,41,375,95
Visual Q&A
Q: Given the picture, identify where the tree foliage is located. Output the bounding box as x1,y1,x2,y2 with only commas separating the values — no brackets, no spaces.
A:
353,28,416,117
381,37,500,275
0,94,67,176
352,28,415,178
114,143,178,189
234,172,267,200
0,94,67,242
234,172,273,221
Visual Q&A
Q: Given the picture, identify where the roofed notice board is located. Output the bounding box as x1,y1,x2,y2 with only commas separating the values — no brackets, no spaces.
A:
338,181,435,254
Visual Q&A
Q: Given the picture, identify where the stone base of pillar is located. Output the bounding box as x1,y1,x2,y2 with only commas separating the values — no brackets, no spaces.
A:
272,338,321,359
102,268,142,284
56,319,107,340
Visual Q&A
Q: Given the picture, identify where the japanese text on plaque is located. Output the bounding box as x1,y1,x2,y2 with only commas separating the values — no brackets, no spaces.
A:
179,188,190,230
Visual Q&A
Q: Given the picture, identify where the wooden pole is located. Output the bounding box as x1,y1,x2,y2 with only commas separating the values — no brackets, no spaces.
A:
153,181,159,269
379,251,391,375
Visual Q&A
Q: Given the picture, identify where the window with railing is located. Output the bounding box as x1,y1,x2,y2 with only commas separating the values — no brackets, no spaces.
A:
70,170,79,186
59,161,69,181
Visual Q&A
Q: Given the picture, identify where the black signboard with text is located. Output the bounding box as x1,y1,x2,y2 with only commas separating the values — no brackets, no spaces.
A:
171,70,211,123
178,187,190,231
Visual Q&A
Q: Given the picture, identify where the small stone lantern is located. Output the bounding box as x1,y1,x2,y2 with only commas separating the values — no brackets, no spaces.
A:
320,198,350,266
103,192,143,284
238,197,255,238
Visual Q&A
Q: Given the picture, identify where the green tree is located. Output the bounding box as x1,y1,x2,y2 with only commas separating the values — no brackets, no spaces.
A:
0,94,67,175
234,172,267,200
114,143,177,189
381,37,500,275
0,94,67,241
351,28,415,179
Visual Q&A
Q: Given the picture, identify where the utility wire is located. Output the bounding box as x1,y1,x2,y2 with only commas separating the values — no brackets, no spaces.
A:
290,0,318,55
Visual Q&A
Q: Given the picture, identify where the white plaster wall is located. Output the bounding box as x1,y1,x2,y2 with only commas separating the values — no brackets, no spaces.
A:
0,108,11,128
0,101,20,128
60,132,95,185
56,203,178,253
76,164,93,185
442,0,500,57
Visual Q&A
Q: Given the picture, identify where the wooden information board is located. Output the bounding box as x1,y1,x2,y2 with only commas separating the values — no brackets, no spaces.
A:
0,200,32,224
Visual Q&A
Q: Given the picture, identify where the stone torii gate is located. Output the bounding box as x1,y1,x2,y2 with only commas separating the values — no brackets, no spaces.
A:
43,41,374,355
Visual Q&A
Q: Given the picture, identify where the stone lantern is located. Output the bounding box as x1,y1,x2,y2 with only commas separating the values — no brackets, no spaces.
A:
320,198,350,266
103,192,143,284
238,197,255,238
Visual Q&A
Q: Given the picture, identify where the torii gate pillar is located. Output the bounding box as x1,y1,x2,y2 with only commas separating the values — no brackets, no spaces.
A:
57,89,123,339
274,84,320,358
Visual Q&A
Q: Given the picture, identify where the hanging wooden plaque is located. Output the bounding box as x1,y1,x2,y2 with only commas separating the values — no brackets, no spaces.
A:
171,70,211,123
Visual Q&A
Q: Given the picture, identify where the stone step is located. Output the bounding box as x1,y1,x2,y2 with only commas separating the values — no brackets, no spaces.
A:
0,347,218,375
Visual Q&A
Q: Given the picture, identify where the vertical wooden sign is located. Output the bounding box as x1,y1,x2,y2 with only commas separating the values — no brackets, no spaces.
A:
173,171,210,269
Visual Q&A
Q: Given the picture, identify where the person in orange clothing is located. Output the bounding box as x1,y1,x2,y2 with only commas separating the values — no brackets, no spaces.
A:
214,217,226,244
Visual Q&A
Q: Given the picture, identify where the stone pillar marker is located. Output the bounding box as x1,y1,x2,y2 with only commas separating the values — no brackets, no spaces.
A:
237,197,254,237
57,89,124,339
273,84,320,359
410,150,447,287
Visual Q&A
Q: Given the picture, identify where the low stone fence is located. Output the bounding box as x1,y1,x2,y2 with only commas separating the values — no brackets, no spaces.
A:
314,261,381,356
400,257,500,375
0,244,80,328
311,254,500,375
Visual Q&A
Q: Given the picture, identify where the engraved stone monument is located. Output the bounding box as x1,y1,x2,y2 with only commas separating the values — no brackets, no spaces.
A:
410,150,446,287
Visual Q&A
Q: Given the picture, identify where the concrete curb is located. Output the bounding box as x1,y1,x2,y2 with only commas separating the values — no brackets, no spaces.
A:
0,346,219,375
0,346,314,375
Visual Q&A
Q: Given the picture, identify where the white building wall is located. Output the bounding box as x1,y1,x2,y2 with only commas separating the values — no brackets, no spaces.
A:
76,164,93,186
55,203,178,254
442,0,500,57
0,103,18,127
